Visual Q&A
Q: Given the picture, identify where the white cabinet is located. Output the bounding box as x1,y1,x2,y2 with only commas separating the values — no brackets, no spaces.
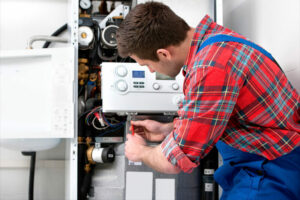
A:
0,0,78,199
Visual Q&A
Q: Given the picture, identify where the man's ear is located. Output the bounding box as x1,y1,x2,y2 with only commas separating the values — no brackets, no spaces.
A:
156,48,171,61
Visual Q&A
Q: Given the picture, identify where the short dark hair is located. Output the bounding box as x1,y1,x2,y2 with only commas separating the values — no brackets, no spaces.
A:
116,2,190,61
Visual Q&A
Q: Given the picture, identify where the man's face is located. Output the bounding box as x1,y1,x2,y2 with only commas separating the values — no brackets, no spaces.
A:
130,54,181,77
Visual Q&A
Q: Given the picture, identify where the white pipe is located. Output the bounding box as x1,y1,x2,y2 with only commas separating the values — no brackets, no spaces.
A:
27,35,68,49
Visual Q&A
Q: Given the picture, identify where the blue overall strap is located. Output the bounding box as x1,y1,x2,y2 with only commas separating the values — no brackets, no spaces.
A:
196,34,275,62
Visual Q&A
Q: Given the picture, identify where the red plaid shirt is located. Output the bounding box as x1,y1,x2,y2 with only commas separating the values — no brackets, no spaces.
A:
161,15,300,173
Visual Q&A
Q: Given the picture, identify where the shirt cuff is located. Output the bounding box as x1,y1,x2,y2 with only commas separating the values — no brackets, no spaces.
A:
160,132,198,173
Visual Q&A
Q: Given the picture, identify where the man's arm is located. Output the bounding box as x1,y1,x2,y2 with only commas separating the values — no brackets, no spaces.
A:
141,145,181,174
125,134,181,174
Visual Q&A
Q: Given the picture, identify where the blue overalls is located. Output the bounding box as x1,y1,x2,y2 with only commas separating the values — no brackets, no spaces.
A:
197,35,300,200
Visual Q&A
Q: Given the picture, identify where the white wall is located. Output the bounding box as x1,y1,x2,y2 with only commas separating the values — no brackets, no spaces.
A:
0,0,69,50
223,0,300,92
138,0,215,27
0,142,66,200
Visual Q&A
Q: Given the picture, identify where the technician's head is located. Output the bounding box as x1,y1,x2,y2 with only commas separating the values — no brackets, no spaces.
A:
116,2,190,77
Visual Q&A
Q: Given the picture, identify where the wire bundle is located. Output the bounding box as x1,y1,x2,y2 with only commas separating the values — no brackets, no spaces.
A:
85,106,125,136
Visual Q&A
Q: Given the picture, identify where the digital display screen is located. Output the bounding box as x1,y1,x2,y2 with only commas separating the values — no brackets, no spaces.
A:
132,70,145,78
155,72,175,80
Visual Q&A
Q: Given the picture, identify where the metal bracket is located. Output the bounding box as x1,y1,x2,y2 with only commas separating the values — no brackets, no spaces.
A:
163,112,177,116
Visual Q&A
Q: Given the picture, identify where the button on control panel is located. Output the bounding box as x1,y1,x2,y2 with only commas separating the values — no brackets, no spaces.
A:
172,83,179,90
133,81,145,89
153,83,160,90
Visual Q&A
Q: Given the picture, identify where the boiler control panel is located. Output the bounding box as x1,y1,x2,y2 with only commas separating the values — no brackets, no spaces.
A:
101,62,184,114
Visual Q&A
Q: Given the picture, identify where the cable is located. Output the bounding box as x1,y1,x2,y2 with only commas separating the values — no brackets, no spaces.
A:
98,123,125,137
92,114,123,130
78,106,100,121
22,152,36,200
92,117,109,130
85,106,101,125
43,24,68,48
101,113,123,127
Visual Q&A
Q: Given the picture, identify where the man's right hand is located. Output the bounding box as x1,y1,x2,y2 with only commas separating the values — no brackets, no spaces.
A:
130,120,173,142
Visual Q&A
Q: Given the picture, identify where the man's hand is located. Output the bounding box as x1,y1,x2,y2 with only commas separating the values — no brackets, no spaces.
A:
125,133,181,174
125,134,147,162
130,120,173,142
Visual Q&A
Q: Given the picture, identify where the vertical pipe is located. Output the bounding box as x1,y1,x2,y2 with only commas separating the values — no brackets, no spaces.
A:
22,152,36,200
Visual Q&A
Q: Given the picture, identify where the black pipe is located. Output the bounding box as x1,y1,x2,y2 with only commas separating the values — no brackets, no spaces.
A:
214,0,217,22
77,144,87,200
22,152,36,200
79,170,93,200
201,147,218,200
43,24,68,48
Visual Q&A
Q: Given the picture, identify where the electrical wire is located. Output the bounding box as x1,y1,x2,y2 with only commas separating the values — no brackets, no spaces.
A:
85,106,101,125
100,112,123,127
78,106,99,120
98,122,125,137
84,106,125,132
92,117,109,130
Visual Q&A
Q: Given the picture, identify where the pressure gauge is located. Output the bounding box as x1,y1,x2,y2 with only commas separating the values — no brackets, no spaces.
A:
80,0,92,10
101,25,118,48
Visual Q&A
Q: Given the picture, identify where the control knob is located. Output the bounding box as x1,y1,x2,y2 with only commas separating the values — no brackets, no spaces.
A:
115,80,128,92
115,66,128,77
153,83,160,90
172,83,180,90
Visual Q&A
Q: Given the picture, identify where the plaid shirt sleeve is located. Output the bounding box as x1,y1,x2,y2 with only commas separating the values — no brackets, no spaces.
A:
161,48,242,173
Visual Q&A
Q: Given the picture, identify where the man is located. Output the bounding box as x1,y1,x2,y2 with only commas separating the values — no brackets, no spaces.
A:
116,2,300,199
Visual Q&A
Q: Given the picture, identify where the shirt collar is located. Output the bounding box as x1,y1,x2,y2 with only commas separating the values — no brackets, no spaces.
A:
182,15,214,74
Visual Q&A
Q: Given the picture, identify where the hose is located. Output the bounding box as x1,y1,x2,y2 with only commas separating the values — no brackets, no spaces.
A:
22,152,36,200
43,24,68,48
